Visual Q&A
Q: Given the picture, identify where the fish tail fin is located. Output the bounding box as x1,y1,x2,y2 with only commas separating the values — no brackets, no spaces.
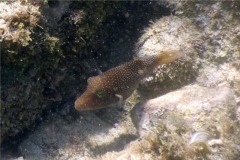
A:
157,50,183,64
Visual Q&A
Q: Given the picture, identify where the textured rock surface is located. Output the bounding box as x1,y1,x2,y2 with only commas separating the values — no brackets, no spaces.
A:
103,84,239,160
0,0,40,46
1,0,132,145
135,16,201,98
132,84,236,136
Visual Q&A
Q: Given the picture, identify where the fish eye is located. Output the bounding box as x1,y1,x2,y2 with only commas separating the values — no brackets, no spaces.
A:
95,89,106,98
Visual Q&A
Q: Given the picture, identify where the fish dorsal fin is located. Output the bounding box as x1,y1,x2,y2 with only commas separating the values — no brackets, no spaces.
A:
87,76,102,89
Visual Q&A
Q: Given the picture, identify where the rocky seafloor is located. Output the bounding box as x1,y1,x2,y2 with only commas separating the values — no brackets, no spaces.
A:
1,1,240,160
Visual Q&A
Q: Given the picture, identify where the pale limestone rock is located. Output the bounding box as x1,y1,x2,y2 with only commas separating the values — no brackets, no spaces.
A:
100,84,239,160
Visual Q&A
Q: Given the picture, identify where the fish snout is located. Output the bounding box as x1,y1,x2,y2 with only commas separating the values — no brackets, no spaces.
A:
74,95,100,111
74,97,89,111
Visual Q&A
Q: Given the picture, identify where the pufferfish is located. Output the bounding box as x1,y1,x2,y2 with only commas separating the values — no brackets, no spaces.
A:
75,51,183,111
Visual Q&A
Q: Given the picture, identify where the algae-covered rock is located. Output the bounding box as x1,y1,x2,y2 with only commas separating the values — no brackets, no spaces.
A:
0,0,124,145
0,0,40,46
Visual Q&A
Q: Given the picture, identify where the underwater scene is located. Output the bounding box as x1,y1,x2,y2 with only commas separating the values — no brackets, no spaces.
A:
1,0,240,160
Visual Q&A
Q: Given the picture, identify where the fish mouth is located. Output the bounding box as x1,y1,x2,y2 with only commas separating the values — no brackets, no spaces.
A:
74,98,112,111
74,103,103,111
74,97,87,111
74,100,89,111
74,104,84,111
74,97,102,111
74,104,92,111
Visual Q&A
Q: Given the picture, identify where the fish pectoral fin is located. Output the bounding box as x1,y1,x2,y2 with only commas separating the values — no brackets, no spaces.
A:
115,94,124,107
115,94,123,101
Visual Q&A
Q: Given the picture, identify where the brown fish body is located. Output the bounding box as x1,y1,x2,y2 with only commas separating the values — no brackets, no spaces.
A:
75,51,182,111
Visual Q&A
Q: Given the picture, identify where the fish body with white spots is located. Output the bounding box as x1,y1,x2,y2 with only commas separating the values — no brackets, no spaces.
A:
75,51,183,111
